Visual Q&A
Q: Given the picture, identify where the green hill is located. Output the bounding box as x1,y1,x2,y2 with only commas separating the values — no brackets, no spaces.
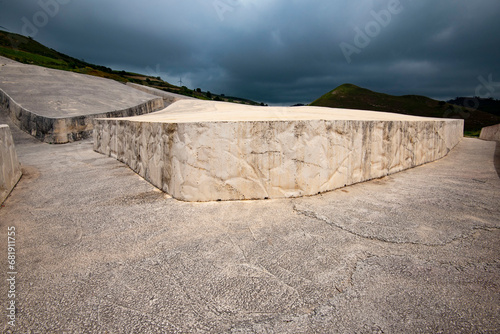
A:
0,30,261,105
0,30,143,83
310,84,500,134
448,97,500,117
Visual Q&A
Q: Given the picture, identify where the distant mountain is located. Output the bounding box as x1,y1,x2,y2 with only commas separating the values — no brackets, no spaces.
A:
447,97,500,117
310,84,500,133
0,30,261,105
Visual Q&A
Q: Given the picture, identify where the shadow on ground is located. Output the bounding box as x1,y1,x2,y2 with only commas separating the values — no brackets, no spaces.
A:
495,141,500,179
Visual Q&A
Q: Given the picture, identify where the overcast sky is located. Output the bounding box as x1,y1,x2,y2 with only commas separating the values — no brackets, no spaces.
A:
1,0,500,105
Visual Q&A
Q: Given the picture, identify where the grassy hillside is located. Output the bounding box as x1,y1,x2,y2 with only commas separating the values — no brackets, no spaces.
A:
0,30,261,105
310,84,500,134
448,97,500,117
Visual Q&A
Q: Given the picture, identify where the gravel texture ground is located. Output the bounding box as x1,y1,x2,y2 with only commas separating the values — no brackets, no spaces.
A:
1,111,499,333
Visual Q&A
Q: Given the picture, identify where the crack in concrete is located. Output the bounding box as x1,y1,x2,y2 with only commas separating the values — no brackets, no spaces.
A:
473,225,500,232
292,205,485,247
251,150,281,155
293,205,420,245
292,159,323,169
186,162,210,173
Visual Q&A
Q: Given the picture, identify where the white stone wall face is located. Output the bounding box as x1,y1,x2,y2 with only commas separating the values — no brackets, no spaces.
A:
94,118,463,202
0,125,22,204
480,123,500,142
0,88,164,143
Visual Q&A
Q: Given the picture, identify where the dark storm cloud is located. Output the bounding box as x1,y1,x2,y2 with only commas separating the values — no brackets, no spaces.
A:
1,0,500,104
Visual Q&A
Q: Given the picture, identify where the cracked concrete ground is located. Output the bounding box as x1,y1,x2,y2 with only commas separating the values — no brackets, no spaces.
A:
1,110,499,333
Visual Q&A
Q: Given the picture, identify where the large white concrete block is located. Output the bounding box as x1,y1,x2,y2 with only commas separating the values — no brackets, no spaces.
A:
0,125,22,204
480,123,500,141
0,56,164,143
94,100,464,201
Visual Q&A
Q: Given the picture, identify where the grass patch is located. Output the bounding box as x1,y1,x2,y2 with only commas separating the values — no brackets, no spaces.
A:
464,130,481,138
0,46,68,68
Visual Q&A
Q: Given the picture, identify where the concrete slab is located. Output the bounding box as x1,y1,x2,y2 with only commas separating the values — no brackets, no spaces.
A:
0,124,21,204
0,56,164,143
0,109,498,332
480,123,500,141
94,100,463,201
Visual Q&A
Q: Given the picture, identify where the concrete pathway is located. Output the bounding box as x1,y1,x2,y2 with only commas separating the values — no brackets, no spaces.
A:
0,56,164,143
0,56,161,118
1,111,499,332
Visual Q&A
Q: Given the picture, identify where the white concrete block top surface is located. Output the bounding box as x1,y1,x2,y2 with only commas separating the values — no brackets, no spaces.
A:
0,56,160,118
110,99,444,123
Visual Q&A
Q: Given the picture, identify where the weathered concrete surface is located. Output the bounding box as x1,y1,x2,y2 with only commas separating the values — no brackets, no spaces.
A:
94,100,463,201
127,82,196,105
0,125,21,204
480,123,500,141
1,110,499,333
0,56,164,143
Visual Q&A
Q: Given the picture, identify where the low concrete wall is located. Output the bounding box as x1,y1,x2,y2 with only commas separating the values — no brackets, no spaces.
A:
0,88,164,144
480,123,500,142
0,125,22,204
126,83,196,105
93,101,464,202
